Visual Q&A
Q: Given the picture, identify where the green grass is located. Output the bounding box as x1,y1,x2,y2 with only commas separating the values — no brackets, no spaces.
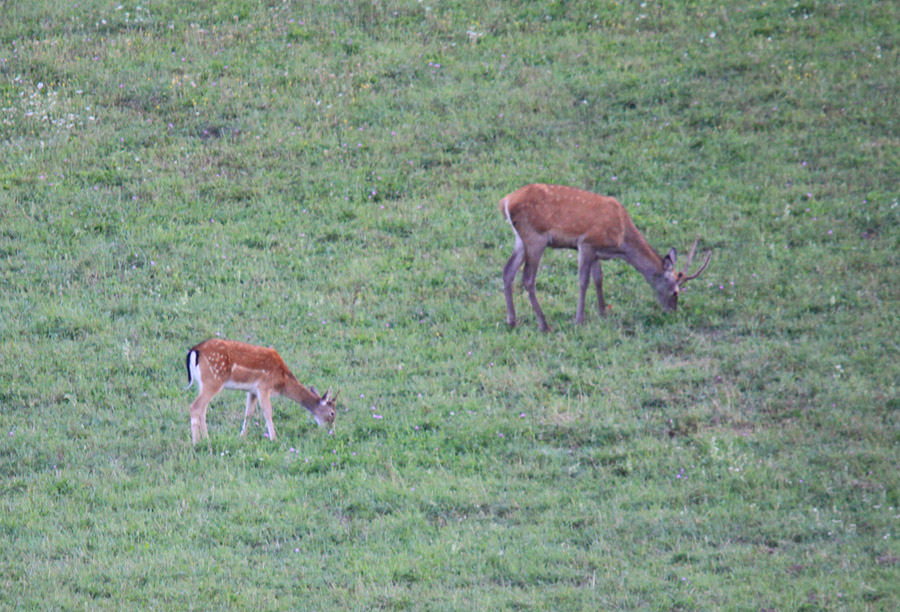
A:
2,0,899,609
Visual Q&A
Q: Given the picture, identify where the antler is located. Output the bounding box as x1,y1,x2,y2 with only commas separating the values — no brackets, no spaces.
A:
678,236,712,284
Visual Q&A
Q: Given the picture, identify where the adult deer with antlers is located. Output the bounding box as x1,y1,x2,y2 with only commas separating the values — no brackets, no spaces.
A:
501,184,711,332
185,338,338,444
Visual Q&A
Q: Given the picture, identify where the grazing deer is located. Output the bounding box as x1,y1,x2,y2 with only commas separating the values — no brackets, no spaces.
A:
184,338,338,444
500,183,711,331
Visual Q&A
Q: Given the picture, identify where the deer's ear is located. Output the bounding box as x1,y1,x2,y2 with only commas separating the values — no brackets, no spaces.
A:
662,248,676,272
310,386,318,397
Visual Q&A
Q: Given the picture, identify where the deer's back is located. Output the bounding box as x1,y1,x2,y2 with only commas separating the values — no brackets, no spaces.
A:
502,184,630,248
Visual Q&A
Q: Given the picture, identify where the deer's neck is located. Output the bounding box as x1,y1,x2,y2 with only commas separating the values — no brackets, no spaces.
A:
621,227,664,281
279,375,320,409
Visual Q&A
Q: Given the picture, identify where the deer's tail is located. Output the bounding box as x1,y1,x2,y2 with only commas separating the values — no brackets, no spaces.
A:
184,349,199,391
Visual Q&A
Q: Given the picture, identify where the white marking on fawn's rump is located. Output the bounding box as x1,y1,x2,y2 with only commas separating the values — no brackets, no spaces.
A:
502,197,524,250
502,197,514,227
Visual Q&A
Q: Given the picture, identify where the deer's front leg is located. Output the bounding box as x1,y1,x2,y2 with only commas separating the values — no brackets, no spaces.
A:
241,392,258,437
258,391,277,441
591,257,607,317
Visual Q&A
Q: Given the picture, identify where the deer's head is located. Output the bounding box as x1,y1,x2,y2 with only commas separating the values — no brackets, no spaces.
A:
655,237,712,312
309,387,338,427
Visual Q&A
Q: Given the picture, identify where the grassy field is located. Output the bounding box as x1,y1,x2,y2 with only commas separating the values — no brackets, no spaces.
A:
1,0,899,609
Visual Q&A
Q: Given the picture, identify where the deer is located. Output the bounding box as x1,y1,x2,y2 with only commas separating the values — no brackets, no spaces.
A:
184,338,338,444
500,183,711,332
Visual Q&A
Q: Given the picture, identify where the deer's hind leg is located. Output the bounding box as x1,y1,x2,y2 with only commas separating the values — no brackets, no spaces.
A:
189,383,222,444
503,235,526,327
576,243,598,324
521,243,549,332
